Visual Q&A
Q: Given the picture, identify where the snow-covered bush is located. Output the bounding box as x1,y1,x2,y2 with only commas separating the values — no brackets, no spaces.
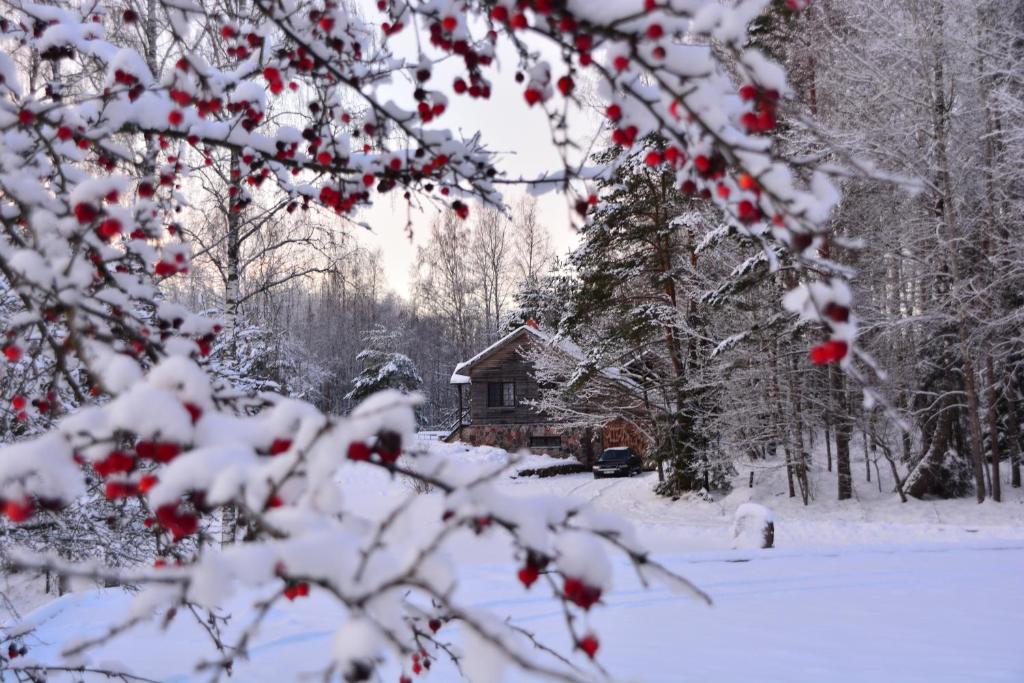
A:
346,326,423,409
732,503,775,549
0,0,857,678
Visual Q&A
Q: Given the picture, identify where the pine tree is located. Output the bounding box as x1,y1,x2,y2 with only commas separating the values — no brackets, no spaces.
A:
345,326,423,408
542,140,730,495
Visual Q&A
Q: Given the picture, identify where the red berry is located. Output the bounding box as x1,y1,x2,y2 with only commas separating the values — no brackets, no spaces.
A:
517,564,540,588
428,618,442,632
153,442,182,463
96,218,122,240
73,202,98,224
284,581,310,600
18,110,34,125
3,345,22,362
645,151,662,167
347,441,371,461
155,503,198,541
169,89,191,106
605,104,622,121
105,480,138,499
154,261,178,276
441,16,457,32
613,55,629,71
557,76,574,96
791,231,813,251
809,340,848,365
269,438,292,455
563,576,601,609
94,450,135,477
490,6,509,22
184,402,203,423
646,23,664,39
740,112,761,133
736,199,761,224
138,474,158,493
11,395,26,410
523,88,542,106
823,302,850,323
56,125,74,141
4,497,34,523
579,634,599,658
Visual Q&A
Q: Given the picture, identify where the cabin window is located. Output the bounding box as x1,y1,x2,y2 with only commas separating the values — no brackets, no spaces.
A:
529,435,561,449
487,382,516,407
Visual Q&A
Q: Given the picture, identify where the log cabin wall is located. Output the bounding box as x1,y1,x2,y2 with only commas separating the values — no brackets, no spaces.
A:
449,327,651,464
467,332,547,425
600,417,649,457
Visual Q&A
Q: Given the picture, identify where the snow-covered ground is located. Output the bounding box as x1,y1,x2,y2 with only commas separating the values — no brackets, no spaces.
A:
4,441,1023,682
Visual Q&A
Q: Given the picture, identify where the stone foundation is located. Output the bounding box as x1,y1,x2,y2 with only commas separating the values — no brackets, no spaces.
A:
452,424,599,463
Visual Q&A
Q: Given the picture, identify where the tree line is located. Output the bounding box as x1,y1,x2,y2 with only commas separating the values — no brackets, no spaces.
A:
525,0,1024,503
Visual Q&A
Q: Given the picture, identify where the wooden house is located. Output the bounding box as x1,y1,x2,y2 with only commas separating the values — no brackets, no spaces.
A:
447,323,649,462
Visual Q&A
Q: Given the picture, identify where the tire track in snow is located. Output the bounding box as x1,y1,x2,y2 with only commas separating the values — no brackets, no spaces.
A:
565,474,628,504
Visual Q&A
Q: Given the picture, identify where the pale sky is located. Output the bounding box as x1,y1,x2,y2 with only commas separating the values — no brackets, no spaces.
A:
347,4,603,297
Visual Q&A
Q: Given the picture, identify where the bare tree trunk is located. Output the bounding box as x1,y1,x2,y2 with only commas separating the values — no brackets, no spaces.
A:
788,354,809,505
824,420,832,472
960,331,987,503
831,365,852,500
878,440,908,503
783,446,796,499
221,149,242,547
1006,380,1022,488
905,399,954,498
769,344,794,498
863,420,871,483
985,355,1002,502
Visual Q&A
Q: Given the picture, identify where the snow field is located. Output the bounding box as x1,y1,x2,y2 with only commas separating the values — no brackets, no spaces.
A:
4,440,1023,682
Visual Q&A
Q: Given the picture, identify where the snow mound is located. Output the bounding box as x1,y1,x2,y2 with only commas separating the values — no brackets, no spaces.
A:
423,440,580,474
732,503,775,549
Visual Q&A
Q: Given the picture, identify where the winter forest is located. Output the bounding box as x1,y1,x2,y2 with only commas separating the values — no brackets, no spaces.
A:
0,0,1022,682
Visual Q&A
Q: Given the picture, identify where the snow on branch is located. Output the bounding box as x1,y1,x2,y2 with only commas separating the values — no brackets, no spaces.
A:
0,0,849,679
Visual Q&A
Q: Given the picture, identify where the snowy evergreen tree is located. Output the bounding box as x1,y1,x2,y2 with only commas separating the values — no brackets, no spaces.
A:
529,140,734,495
345,326,423,408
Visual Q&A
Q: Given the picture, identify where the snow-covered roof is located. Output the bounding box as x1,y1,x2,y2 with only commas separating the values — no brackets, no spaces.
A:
450,325,583,384
448,325,646,400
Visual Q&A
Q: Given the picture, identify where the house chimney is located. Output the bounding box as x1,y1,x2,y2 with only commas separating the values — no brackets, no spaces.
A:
525,318,539,330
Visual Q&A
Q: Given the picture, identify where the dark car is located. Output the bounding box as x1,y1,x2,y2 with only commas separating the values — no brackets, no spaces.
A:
592,447,642,478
